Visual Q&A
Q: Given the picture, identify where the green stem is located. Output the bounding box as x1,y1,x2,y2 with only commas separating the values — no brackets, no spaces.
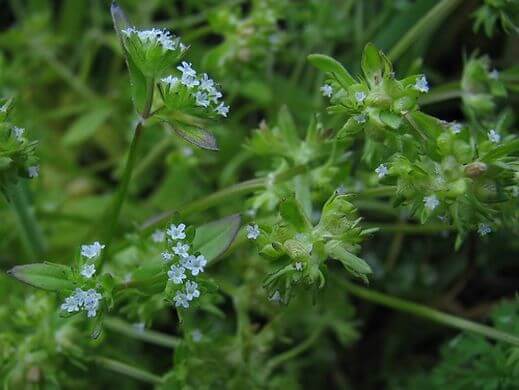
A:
363,222,456,234
5,182,46,258
98,79,154,268
388,0,464,62
419,81,462,105
94,356,163,384
265,328,322,376
140,162,313,232
338,278,519,347
104,317,180,348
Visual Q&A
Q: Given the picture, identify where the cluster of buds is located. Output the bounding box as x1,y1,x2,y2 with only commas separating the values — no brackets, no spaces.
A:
0,98,39,196
375,112,518,243
310,45,428,162
253,194,374,302
153,223,207,309
204,0,285,78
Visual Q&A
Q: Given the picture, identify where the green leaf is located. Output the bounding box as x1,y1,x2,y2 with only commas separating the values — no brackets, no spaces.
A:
480,139,519,162
8,262,76,292
63,107,112,146
325,240,372,283
361,43,387,85
278,105,299,146
168,122,219,151
379,111,402,129
111,1,150,114
192,214,241,262
307,54,355,88
279,196,312,231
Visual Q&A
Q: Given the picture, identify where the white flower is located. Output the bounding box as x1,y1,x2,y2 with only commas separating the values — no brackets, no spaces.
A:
449,122,462,134
152,229,166,243
478,223,492,236
488,129,501,143
81,241,105,259
27,166,39,178
191,329,203,342
199,73,215,91
246,224,260,240
12,126,24,141
61,295,81,313
83,289,102,317
194,91,210,107
177,61,196,76
185,280,200,300
215,102,229,117
123,27,181,52
80,264,96,279
0,103,7,113
61,288,102,317
173,291,190,308
336,184,347,195
166,223,186,240
294,262,304,271
172,242,190,258
423,195,440,211
320,84,333,98
186,255,207,276
269,290,282,303
489,69,499,80
161,75,179,88
355,91,366,103
168,265,186,284
353,114,367,124
181,74,200,88
208,89,223,104
375,164,388,178
161,251,173,262
414,75,429,93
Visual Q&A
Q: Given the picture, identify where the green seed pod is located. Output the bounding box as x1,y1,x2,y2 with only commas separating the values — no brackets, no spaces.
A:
446,178,467,198
464,162,488,178
437,132,453,155
453,140,473,163
393,96,416,113
283,239,310,260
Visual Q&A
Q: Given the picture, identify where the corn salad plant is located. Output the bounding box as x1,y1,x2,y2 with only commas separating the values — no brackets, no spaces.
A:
1,0,519,388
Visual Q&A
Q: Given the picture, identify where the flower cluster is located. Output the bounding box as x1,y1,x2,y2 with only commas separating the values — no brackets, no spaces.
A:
255,194,374,302
119,26,187,77
58,241,105,318
156,223,207,309
61,288,102,318
0,98,40,193
160,62,229,118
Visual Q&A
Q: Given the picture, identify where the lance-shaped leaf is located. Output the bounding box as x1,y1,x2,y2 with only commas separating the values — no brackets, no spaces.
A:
325,240,372,283
307,54,356,88
8,262,76,292
111,1,150,115
192,214,241,263
167,122,218,151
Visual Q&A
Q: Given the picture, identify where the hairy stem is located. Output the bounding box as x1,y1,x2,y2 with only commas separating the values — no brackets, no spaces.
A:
5,182,46,258
388,0,464,62
338,278,519,347
94,356,163,384
98,79,154,268
104,317,180,348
